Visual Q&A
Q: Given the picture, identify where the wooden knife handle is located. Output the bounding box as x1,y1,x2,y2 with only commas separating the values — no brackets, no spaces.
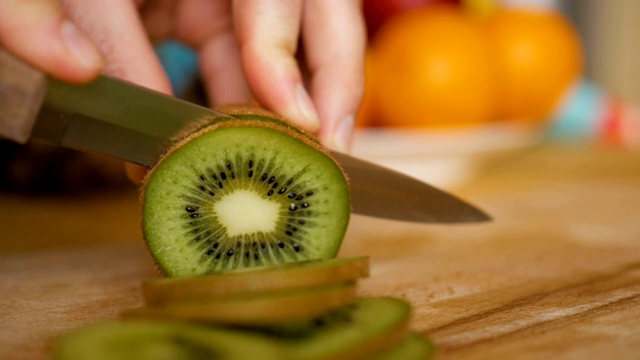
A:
0,48,47,143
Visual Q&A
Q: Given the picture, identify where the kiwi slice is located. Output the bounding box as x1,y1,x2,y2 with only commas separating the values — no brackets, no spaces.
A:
142,108,351,277
283,297,412,360
52,321,283,360
142,256,369,307
372,333,436,360
123,282,357,326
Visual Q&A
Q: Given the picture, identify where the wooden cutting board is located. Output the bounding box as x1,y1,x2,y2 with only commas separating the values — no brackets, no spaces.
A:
1,144,640,359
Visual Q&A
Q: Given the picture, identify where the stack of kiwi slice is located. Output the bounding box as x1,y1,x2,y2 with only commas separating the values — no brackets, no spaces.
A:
52,107,435,359
54,257,434,360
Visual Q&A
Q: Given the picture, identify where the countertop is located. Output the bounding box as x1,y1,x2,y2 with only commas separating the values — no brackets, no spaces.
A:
1,143,639,359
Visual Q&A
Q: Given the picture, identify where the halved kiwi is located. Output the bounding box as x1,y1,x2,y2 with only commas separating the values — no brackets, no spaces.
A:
142,256,368,307
123,282,357,326
142,107,351,277
52,321,283,360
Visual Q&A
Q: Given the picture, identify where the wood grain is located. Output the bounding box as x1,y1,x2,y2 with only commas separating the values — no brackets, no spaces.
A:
1,144,639,359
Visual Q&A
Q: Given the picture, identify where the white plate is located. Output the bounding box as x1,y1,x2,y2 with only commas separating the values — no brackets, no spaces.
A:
351,123,543,189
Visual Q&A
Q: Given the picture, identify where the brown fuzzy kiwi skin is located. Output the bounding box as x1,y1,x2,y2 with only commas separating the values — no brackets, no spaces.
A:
139,105,351,276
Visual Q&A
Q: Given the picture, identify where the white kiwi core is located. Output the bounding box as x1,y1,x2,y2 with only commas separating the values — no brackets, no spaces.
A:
214,190,280,237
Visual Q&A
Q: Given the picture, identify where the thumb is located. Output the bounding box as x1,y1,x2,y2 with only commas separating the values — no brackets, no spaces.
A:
0,0,103,83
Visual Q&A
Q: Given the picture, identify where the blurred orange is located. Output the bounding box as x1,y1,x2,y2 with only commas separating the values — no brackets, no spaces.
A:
370,4,495,128
487,8,583,121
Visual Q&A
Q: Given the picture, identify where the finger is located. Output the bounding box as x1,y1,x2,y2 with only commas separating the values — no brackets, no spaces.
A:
233,0,320,132
0,0,103,82
62,0,172,93
175,0,252,106
302,0,366,151
62,0,173,185
139,0,176,42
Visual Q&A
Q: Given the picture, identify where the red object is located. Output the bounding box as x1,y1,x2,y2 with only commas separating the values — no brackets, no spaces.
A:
363,0,460,39
600,98,624,144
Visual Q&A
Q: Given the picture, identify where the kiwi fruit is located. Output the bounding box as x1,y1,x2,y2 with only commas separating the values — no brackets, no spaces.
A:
373,333,436,360
123,282,357,326
52,321,282,360
142,256,369,307
283,297,412,360
142,106,351,277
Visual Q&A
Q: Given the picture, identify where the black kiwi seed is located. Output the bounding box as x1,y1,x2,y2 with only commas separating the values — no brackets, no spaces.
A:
271,182,278,189
293,243,301,252
267,190,274,196
268,176,276,184
289,204,298,211
186,206,196,213
261,174,268,181
190,213,200,218
227,249,234,256
278,187,287,194
220,172,227,180
277,240,285,248
296,195,304,200
248,160,254,169
301,203,310,208
200,175,205,181
306,191,314,196
213,242,219,249
248,170,253,178
287,192,296,199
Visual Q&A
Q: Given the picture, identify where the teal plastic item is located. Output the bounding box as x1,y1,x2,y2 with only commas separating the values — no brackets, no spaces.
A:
547,79,605,140
155,40,199,98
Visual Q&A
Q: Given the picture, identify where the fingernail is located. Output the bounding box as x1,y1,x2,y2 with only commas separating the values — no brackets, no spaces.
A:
295,84,320,131
331,115,355,152
61,20,103,70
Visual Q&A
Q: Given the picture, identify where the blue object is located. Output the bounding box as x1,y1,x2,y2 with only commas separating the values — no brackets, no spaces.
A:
547,79,605,140
155,40,199,98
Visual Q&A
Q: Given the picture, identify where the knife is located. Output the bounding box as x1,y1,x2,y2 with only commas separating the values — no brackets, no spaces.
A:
0,49,489,223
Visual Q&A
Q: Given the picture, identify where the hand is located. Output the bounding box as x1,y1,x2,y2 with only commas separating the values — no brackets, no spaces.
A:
0,0,365,154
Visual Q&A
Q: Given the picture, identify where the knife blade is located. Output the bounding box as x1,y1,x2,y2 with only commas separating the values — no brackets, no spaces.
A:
0,49,489,223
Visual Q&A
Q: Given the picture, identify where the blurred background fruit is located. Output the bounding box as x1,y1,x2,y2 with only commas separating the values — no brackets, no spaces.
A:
369,4,496,128
487,7,583,122
360,0,585,129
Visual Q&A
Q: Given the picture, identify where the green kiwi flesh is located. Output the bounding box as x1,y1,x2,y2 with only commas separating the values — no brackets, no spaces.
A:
373,333,436,360
52,321,282,360
142,256,368,306
123,282,357,326
283,297,412,360
143,122,350,277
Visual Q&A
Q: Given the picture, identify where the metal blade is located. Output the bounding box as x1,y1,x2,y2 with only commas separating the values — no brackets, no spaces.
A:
31,75,233,165
31,75,490,223
331,152,491,223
